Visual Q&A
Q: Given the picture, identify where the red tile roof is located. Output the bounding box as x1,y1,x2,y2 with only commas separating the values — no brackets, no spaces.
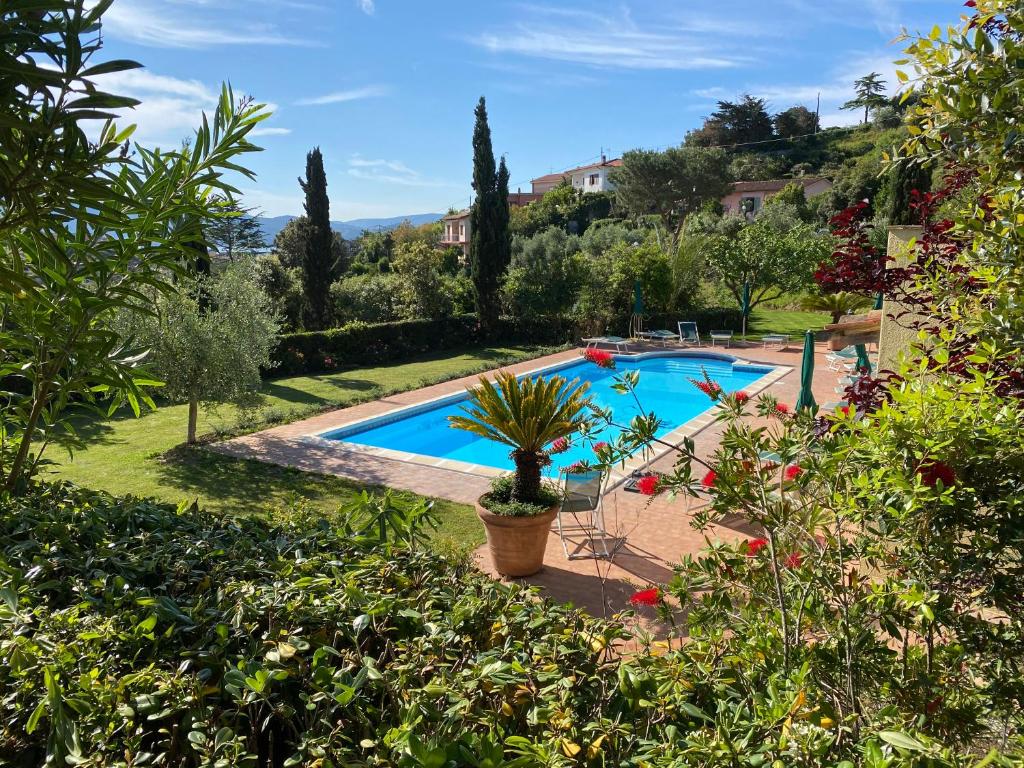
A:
531,157,622,185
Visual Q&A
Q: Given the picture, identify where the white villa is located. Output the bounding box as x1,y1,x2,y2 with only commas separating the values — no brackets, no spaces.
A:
531,156,622,195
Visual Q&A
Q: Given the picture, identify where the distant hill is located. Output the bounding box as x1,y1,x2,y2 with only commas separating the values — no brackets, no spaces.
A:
258,213,444,242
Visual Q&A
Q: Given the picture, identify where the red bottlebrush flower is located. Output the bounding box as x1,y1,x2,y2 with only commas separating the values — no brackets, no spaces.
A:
733,390,750,404
593,441,609,453
917,461,956,488
774,402,791,416
582,348,616,369
629,587,660,607
784,465,803,481
691,377,723,400
636,474,660,495
746,538,768,557
762,461,779,474
701,470,717,488
549,437,570,454
784,552,804,569
565,462,587,475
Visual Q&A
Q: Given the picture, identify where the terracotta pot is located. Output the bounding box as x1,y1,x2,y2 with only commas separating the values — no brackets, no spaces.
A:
476,500,558,577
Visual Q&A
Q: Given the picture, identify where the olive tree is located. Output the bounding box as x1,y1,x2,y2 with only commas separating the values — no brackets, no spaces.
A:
135,262,279,444
703,220,832,310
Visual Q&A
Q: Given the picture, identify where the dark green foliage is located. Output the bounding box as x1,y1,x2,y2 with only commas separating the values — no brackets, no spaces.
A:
1,483,1004,766
510,184,614,238
686,94,775,147
480,474,560,517
611,146,732,246
884,161,933,225
268,309,745,376
774,105,820,137
298,148,334,330
469,97,511,332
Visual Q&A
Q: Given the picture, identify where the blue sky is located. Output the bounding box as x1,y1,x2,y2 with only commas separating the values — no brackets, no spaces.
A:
96,0,965,219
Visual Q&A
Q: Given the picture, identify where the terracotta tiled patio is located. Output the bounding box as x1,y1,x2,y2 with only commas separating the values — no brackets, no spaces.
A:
215,341,843,626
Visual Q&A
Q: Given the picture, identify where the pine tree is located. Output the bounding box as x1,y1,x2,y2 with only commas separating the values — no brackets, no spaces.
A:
842,73,888,124
299,147,333,330
469,97,511,333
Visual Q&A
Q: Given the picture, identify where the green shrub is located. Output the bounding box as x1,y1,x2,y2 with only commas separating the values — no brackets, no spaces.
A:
479,474,561,516
1,483,1005,766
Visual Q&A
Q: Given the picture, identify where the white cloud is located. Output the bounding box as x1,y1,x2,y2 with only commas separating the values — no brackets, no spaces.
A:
103,0,319,48
468,6,757,70
92,69,218,146
295,84,389,106
249,126,292,137
346,155,459,188
358,0,375,15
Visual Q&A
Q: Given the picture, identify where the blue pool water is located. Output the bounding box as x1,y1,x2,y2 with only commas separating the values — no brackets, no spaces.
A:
320,354,773,475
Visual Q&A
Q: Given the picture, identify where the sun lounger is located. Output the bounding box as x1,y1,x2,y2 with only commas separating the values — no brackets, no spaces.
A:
677,322,701,346
582,335,629,353
638,329,678,346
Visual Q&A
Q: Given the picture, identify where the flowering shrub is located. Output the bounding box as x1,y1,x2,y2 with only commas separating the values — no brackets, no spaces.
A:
582,347,615,369
629,587,660,607
690,370,723,400
746,537,768,557
635,474,660,496
548,436,570,454
581,7,1024,758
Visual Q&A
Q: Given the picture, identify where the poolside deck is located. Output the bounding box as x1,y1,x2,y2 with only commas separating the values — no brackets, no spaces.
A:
214,341,843,627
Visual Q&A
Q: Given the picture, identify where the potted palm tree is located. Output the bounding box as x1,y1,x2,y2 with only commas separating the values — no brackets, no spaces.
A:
449,371,591,577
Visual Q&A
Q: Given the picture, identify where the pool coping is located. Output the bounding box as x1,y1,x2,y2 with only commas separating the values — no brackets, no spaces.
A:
298,350,792,491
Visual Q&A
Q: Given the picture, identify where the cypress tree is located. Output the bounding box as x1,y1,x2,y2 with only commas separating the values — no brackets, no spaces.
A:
469,97,511,333
299,147,333,330
884,160,932,225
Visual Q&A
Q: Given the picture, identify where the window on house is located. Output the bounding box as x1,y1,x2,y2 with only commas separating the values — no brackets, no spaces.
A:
459,224,465,237
589,173,600,186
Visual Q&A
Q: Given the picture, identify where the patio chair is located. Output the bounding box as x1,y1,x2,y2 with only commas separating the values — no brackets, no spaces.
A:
677,321,701,346
709,330,734,347
581,335,629,353
638,329,678,346
825,346,859,370
557,469,616,560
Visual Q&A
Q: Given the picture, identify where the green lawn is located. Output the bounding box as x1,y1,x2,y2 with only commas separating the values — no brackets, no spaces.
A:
43,345,555,552
746,309,829,338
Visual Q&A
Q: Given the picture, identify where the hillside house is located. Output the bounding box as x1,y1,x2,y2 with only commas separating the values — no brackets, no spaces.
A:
531,156,622,195
721,177,832,218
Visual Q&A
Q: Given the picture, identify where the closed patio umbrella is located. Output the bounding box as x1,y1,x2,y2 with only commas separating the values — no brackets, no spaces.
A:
741,281,751,338
873,292,884,310
855,344,872,375
795,329,818,414
630,279,645,338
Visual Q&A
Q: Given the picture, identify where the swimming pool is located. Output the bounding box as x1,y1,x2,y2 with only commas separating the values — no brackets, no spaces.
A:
316,353,779,477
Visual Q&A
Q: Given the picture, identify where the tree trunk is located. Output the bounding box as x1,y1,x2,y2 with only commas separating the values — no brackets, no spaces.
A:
187,399,199,445
511,450,543,504
832,310,842,325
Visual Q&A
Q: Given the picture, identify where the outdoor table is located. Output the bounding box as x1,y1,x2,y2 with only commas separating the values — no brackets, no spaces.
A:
762,334,789,349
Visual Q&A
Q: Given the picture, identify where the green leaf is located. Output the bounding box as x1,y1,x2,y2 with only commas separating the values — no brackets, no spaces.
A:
879,731,926,752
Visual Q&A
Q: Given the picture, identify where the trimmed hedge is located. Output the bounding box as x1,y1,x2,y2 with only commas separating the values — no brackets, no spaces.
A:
268,309,745,376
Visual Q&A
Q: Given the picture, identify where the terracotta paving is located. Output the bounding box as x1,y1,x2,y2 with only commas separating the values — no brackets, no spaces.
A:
215,341,844,627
